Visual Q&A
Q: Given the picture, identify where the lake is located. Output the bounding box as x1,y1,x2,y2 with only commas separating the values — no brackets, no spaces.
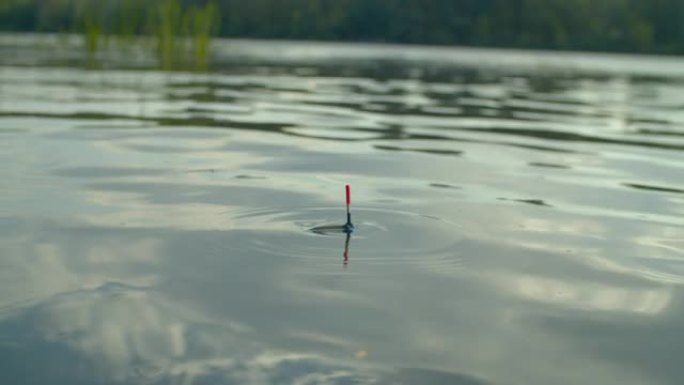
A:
2,34,684,385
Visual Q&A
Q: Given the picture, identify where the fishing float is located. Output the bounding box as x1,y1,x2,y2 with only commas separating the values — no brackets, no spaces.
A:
344,184,354,232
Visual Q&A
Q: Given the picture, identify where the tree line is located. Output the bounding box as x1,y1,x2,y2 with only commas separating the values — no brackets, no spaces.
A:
1,0,684,54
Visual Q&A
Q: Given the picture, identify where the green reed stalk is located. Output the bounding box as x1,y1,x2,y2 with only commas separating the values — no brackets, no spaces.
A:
78,0,220,71
187,2,220,71
83,7,101,58
155,0,181,70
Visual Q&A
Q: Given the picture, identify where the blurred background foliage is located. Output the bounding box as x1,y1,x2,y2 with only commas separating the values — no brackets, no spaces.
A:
1,0,684,55
0,0,220,70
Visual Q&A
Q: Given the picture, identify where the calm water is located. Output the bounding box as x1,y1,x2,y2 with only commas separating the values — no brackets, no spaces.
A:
2,35,684,385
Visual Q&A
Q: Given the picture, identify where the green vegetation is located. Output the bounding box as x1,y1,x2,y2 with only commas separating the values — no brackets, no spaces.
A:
1,0,684,55
187,2,219,70
0,0,220,70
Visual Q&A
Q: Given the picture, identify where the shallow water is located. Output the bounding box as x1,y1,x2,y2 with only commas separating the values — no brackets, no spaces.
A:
2,35,684,385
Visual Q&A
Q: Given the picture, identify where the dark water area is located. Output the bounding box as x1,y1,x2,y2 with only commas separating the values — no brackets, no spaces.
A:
2,35,684,385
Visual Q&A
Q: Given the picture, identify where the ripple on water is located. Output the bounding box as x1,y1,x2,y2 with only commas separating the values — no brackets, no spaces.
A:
228,207,464,272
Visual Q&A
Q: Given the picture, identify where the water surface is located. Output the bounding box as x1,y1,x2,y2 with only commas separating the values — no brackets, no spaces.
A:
2,35,684,385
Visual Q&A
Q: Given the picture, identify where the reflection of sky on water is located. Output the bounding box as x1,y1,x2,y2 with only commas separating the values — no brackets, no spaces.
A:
0,210,678,384
2,38,684,384
0,225,489,385
0,286,375,384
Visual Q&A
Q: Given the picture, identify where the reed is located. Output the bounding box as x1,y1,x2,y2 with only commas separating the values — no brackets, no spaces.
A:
154,0,181,70
187,2,220,70
77,0,220,71
82,4,101,58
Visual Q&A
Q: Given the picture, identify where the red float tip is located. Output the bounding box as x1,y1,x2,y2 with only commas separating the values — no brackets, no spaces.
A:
345,184,351,205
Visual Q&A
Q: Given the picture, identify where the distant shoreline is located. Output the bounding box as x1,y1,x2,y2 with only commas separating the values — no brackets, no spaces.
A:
2,0,683,56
